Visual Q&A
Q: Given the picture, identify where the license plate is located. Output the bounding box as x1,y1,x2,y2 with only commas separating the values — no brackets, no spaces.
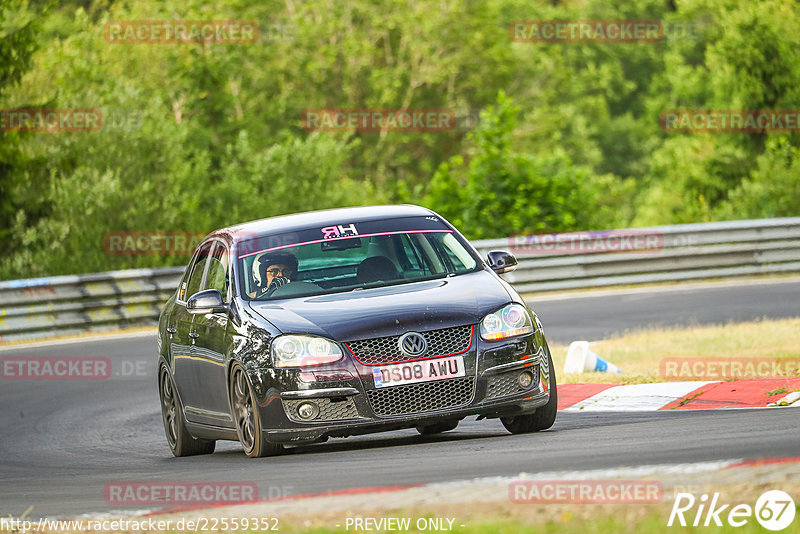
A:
372,356,465,388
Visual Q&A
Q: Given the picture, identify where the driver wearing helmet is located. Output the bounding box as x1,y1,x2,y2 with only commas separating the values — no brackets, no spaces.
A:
249,252,298,298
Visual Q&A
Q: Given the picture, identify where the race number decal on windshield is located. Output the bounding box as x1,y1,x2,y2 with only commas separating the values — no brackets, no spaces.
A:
321,224,359,239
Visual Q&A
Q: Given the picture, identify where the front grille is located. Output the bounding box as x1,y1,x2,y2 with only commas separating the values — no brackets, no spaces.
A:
485,366,539,400
282,398,359,422
366,377,475,416
346,325,472,365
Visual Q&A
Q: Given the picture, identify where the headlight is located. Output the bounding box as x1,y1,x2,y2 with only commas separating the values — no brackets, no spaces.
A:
480,304,534,341
271,335,343,368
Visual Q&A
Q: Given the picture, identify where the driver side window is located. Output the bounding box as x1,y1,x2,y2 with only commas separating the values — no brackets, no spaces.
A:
204,242,230,301
185,241,213,299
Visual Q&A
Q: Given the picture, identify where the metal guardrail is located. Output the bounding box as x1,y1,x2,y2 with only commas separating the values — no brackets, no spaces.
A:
0,267,185,342
470,217,800,293
1,218,799,342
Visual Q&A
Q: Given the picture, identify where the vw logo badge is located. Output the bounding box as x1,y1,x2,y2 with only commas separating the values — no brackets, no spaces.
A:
398,332,427,357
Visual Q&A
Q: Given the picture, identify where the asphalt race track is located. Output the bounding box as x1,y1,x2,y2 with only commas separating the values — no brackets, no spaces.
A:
1,279,799,519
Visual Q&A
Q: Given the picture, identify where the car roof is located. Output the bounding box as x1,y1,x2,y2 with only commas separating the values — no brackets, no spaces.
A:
211,204,437,242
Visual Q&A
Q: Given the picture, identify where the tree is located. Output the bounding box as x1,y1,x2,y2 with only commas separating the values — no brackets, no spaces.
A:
0,0,48,261
425,92,630,239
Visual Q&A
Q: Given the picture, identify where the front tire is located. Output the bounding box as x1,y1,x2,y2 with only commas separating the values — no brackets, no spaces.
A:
501,349,558,434
159,366,216,457
229,364,282,458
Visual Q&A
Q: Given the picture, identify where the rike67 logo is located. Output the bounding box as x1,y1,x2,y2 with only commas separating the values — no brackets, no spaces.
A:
669,490,796,531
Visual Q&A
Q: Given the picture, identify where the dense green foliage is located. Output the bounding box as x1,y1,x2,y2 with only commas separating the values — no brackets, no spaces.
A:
0,0,798,278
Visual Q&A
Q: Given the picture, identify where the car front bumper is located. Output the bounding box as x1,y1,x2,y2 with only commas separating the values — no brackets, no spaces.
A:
250,330,553,444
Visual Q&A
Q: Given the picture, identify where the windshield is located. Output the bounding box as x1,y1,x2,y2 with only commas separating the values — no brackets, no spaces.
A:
237,216,480,300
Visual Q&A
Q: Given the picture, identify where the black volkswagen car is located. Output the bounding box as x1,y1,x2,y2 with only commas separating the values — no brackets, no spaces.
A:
157,205,557,457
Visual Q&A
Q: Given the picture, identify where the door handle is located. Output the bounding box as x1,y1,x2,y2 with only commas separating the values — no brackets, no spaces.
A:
166,327,177,334
188,332,200,339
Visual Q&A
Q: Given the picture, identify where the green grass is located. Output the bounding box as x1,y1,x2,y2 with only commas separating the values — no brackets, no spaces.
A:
767,386,788,396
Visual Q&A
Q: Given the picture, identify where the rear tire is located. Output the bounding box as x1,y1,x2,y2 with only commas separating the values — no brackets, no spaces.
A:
416,420,459,435
159,366,216,457
501,349,558,434
229,364,282,458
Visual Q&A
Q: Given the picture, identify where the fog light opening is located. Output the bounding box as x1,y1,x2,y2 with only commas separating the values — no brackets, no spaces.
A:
518,371,534,389
297,401,320,420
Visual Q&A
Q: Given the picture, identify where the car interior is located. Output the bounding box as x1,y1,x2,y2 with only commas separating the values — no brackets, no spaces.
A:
242,231,477,299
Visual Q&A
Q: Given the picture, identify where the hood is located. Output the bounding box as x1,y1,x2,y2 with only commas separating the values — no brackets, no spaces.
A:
249,269,512,341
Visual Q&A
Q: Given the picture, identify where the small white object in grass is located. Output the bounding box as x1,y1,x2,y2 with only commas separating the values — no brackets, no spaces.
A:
564,341,623,374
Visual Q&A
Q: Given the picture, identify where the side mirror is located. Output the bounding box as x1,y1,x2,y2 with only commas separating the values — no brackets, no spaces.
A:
487,250,518,274
187,289,227,314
